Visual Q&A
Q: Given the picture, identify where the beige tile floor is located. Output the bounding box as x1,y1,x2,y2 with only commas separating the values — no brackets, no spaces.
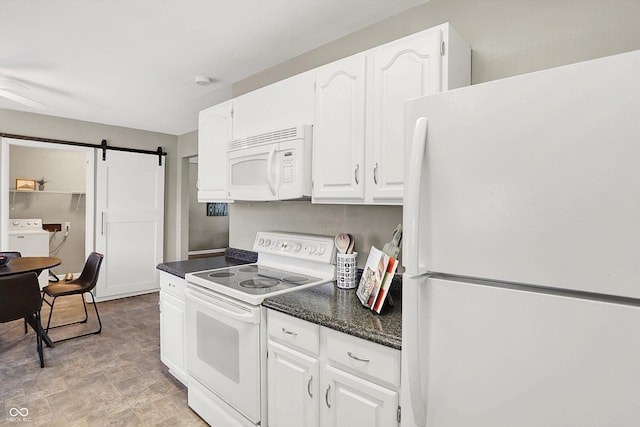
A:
0,291,207,426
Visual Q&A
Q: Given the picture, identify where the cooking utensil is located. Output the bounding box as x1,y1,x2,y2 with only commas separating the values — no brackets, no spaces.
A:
346,234,355,254
335,233,350,254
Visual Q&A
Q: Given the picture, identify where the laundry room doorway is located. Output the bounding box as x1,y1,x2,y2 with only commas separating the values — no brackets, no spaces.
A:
0,137,94,277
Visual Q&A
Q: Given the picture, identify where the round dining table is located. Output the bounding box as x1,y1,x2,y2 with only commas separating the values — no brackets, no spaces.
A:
0,256,62,347
0,256,62,277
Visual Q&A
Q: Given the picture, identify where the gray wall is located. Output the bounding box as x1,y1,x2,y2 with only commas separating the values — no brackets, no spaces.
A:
229,0,640,264
0,109,180,261
188,161,229,252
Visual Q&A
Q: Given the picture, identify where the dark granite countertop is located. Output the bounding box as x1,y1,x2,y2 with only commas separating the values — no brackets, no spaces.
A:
263,282,402,350
156,248,257,278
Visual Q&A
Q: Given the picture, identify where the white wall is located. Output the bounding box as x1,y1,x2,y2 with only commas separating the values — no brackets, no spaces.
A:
229,0,640,264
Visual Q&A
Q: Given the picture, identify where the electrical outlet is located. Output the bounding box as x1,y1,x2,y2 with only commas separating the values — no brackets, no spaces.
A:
64,222,71,231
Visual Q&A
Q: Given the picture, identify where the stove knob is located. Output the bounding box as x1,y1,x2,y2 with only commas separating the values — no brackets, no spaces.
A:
265,239,272,247
258,238,265,246
12,221,20,226
307,245,317,255
317,245,326,255
293,243,302,252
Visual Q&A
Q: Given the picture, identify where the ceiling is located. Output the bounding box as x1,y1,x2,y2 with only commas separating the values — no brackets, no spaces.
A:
0,0,426,135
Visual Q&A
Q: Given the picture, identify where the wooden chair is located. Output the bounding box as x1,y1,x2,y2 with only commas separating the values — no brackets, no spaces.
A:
0,272,45,367
41,252,104,343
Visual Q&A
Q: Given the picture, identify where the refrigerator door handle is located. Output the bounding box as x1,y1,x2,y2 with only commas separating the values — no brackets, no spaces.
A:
405,117,428,276
405,279,426,426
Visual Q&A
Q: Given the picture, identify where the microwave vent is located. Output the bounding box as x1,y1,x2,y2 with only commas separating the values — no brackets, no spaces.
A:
228,126,307,151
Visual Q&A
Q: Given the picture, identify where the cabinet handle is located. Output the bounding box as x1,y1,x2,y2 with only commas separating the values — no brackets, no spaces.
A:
282,327,297,336
101,212,105,235
354,164,360,185
196,179,200,190
373,163,379,185
325,385,331,408
307,376,313,398
347,351,370,363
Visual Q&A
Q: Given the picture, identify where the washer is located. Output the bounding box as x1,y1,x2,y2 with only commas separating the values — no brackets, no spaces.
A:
9,218,50,288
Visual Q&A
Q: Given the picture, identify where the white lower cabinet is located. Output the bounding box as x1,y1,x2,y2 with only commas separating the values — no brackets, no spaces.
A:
323,365,398,427
267,341,320,427
159,271,188,385
267,310,401,427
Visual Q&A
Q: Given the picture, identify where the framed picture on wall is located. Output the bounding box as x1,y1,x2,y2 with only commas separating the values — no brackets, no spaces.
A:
16,178,36,191
206,202,228,217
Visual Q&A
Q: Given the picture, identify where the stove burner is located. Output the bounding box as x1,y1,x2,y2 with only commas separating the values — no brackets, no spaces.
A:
208,271,236,278
239,265,258,273
239,278,279,289
282,275,309,284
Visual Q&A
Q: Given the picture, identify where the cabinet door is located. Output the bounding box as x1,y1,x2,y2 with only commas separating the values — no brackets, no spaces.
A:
369,29,443,203
322,365,398,427
160,291,187,384
267,340,320,427
198,100,233,202
313,54,366,202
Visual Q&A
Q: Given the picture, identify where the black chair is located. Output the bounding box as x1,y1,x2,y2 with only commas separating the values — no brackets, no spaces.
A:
41,252,104,343
0,272,45,367
0,251,22,258
0,252,28,331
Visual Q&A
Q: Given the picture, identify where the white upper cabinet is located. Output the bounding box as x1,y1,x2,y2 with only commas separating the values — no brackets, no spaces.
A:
313,54,367,201
233,69,316,139
197,100,233,202
312,23,470,205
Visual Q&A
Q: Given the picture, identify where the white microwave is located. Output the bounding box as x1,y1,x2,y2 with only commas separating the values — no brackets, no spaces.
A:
227,125,312,201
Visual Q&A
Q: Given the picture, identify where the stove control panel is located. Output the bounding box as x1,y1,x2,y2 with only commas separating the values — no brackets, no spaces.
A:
253,232,336,264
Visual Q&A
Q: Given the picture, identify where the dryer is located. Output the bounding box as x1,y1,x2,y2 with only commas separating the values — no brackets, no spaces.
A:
9,218,50,288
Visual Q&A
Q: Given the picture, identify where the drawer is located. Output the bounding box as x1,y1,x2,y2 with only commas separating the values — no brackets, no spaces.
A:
267,310,320,356
159,271,186,299
323,327,400,387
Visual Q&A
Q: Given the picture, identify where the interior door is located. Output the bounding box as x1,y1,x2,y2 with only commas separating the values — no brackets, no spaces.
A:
95,150,164,299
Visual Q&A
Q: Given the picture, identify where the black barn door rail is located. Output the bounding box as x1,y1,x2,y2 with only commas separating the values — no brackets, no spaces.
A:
0,133,167,166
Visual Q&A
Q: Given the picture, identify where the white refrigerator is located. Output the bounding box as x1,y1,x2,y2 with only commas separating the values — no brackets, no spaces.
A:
401,49,640,427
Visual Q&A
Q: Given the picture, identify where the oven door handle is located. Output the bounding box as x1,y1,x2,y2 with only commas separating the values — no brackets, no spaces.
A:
185,288,261,324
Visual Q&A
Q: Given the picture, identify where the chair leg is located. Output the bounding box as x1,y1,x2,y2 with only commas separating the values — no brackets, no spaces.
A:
44,294,89,332
35,311,44,368
44,292,102,343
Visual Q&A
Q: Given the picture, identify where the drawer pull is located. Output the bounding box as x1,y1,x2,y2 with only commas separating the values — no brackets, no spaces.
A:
282,327,298,336
325,385,331,408
307,376,313,398
347,351,370,363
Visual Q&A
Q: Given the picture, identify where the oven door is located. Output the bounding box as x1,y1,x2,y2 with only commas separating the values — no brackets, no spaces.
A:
185,284,261,423
228,143,279,201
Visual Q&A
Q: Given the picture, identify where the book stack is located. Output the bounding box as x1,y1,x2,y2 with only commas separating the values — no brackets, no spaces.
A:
355,246,398,314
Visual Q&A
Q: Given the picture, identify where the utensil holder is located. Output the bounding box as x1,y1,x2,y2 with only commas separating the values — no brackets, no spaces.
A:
336,252,358,289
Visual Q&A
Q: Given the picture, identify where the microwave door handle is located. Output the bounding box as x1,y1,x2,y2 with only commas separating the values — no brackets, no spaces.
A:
267,146,277,196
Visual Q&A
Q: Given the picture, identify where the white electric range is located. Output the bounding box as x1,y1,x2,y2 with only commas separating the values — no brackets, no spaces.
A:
184,231,336,427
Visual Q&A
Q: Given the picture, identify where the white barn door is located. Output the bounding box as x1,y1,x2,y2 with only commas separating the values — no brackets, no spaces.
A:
95,150,164,300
